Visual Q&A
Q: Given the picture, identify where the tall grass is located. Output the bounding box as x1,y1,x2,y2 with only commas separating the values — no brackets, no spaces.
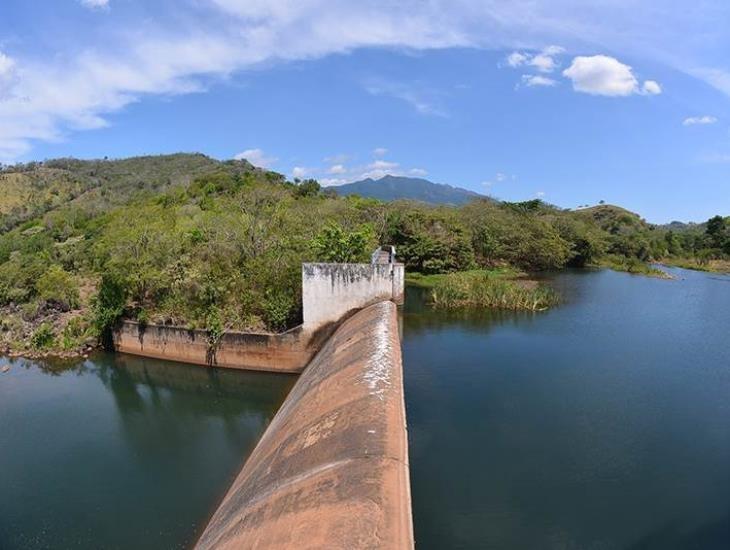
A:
430,271,559,311
599,255,671,278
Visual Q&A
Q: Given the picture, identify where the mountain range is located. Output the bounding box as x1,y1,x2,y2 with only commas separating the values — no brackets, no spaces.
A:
332,175,484,205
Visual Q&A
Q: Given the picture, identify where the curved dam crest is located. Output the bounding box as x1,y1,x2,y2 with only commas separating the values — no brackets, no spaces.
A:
195,301,413,549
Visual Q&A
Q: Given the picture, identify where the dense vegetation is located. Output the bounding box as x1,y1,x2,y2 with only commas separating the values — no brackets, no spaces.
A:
430,271,559,311
0,154,727,354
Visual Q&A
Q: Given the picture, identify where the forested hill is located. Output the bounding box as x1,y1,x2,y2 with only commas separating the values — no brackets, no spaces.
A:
0,154,265,232
333,175,484,205
0,153,727,355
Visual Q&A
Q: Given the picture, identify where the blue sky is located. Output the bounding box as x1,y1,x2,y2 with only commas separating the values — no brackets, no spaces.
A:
1,1,729,222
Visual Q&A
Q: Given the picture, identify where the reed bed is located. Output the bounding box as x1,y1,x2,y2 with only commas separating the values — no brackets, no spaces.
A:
430,271,559,311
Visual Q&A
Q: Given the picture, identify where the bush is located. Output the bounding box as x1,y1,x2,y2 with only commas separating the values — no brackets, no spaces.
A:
262,290,296,332
31,323,56,349
36,265,80,310
92,275,127,348
62,317,90,350
311,222,374,263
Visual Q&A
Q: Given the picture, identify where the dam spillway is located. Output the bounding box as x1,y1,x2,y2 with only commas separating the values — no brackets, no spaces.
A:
195,300,413,549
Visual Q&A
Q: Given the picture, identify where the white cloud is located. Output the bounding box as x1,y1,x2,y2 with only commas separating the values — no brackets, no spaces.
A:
80,0,109,9
234,148,277,168
0,1,725,159
291,166,308,178
536,191,546,198
505,45,565,73
368,160,399,170
642,80,661,95
0,52,15,77
506,52,528,68
683,115,717,126
521,74,557,87
315,155,429,186
373,147,388,157
483,172,513,187
562,55,661,97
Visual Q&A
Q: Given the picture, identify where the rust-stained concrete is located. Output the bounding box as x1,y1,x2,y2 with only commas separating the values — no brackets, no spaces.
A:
113,322,327,373
114,261,406,373
195,301,413,550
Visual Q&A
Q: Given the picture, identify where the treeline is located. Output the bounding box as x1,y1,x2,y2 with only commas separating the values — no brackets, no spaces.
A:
0,154,727,352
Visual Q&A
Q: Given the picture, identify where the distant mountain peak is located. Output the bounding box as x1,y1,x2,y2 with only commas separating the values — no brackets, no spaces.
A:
333,175,483,205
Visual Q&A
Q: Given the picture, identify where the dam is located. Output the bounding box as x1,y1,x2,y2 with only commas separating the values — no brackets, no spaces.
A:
113,248,413,549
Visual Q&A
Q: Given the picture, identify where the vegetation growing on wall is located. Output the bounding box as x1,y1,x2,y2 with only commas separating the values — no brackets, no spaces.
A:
0,154,727,354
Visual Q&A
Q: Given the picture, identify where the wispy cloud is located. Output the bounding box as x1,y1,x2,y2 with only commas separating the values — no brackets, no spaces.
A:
364,78,447,117
234,148,277,168
302,148,430,185
1,1,729,158
506,45,565,73
79,0,110,9
520,74,557,88
683,115,718,126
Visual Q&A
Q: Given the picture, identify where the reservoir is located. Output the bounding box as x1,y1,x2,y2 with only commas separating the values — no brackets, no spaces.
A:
1,267,728,549
403,267,730,549
0,354,294,549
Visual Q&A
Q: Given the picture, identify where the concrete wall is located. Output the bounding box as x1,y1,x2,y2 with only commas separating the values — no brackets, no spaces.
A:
302,263,405,332
113,322,327,373
114,261,405,373
195,301,413,550
392,264,405,305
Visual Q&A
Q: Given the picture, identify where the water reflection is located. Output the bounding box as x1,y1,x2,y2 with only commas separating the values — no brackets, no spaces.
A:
403,268,730,550
0,353,295,550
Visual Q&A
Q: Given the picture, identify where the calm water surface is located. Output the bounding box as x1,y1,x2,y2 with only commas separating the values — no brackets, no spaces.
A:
0,353,294,549
403,267,730,550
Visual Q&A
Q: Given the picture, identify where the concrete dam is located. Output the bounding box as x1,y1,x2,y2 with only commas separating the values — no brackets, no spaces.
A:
113,249,414,549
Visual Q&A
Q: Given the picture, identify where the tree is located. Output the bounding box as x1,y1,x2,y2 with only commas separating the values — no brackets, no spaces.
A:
706,215,728,250
294,179,321,198
311,222,374,263
36,265,80,310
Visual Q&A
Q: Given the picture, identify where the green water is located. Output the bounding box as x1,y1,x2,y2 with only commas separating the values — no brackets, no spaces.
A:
0,354,294,549
403,267,730,549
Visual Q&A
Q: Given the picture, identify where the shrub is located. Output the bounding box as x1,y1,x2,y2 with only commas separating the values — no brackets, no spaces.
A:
31,323,56,349
311,222,374,263
36,265,80,310
92,275,127,348
262,290,296,332
62,317,90,350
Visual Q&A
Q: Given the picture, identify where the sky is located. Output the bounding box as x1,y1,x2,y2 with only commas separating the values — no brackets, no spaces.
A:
1,1,729,223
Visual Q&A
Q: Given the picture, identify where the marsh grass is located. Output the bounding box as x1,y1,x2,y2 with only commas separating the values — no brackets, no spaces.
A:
599,255,672,278
430,271,559,311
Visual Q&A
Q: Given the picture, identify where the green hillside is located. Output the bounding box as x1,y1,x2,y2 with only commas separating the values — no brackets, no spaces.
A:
0,154,727,356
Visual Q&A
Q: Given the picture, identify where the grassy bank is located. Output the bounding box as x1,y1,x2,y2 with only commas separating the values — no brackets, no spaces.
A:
659,257,730,274
406,267,522,289
427,270,559,311
598,255,672,279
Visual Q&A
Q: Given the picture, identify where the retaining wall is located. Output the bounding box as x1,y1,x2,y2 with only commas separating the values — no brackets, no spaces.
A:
114,262,405,373
113,322,322,373
195,300,413,549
